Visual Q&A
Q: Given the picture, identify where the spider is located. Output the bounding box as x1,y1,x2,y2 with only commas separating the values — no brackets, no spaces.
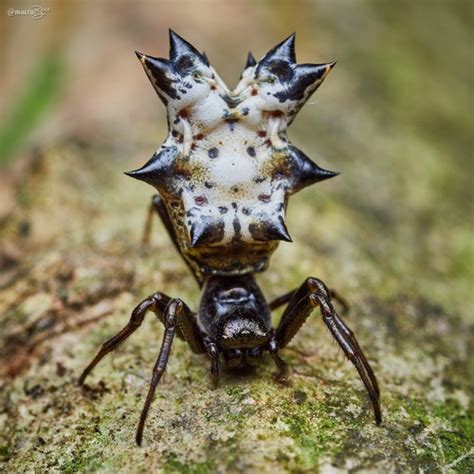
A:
79,30,381,445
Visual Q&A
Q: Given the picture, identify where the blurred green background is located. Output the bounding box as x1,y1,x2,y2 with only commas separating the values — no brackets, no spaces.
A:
1,0,473,472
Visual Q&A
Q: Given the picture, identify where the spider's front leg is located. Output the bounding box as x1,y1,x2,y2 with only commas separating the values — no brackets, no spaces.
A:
135,298,180,445
269,287,350,315
78,292,171,385
203,336,221,385
79,291,205,445
274,277,381,424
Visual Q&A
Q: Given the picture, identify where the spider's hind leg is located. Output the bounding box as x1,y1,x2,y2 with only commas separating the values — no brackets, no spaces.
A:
274,277,381,424
143,194,202,287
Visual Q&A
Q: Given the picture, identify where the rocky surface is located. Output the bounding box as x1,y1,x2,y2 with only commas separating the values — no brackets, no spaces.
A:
0,139,471,472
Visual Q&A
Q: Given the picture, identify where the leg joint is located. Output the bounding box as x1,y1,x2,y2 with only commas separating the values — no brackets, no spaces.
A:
305,277,330,298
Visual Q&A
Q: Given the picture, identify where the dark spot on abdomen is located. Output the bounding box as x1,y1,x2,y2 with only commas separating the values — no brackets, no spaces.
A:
208,147,219,158
194,196,207,206
225,118,239,132
232,217,242,242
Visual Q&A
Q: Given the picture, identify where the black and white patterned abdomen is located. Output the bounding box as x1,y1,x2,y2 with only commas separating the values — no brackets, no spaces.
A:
127,31,338,277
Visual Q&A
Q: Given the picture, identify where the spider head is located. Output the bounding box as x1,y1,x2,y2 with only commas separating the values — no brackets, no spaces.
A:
199,275,271,349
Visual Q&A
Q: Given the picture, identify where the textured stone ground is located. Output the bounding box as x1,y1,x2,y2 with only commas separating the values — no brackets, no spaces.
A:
0,137,471,472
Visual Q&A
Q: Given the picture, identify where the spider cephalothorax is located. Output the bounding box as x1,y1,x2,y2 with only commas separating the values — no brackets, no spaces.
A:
80,31,381,446
127,30,338,278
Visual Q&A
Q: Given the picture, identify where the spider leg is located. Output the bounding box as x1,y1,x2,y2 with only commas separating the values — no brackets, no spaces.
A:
203,337,221,385
79,291,205,385
142,196,156,246
269,289,296,311
328,288,350,315
79,292,171,385
274,277,381,424
80,290,205,445
136,298,183,445
268,337,289,382
143,194,203,287
269,287,350,314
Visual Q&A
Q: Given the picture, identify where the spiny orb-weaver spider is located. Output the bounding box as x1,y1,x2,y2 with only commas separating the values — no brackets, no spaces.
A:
79,30,381,445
